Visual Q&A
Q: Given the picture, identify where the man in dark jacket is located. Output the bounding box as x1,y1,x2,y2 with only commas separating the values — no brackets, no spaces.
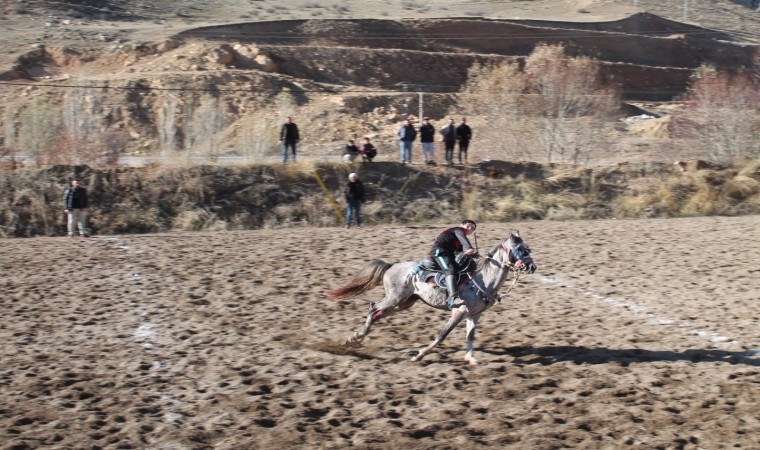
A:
279,116,300,163
396,118,417,164
344,173,366,228
429,219,477,309
440,118,457,166
63,179,89,237
456,117,472,164
419,117,436,164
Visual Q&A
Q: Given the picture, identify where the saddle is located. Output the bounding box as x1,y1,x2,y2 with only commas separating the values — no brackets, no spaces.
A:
411,253,477,289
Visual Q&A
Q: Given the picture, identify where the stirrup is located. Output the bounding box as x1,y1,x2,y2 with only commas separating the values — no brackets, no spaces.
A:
447,296,465,310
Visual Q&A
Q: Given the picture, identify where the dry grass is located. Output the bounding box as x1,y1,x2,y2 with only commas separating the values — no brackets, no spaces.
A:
610,162,760,219
0,160,758,237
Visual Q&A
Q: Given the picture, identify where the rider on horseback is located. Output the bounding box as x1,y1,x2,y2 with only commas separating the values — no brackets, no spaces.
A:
429,220,478,310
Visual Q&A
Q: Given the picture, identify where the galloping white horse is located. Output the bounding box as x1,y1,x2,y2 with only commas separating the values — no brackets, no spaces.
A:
327,232,537,364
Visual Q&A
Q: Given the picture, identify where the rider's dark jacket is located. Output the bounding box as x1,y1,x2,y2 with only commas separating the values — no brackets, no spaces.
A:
429,227,473,275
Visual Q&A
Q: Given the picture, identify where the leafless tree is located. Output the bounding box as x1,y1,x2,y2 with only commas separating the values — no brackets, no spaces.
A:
17,95,61,164
461,44,620,164
193,95,227,162
157,92,179,158
240,110,277,163
62,86,106,164
671,66,760,162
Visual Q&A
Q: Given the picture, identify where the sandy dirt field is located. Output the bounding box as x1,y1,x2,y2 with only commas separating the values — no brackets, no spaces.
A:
1,215,759,449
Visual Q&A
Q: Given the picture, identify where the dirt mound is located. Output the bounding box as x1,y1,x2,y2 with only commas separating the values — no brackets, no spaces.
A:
174,14,756,99
1,4,758,159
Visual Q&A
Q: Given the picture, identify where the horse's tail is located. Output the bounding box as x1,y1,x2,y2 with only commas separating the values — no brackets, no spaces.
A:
326,259,393,300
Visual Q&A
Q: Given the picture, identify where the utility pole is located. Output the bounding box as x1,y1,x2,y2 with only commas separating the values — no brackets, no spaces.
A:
418,92,424,122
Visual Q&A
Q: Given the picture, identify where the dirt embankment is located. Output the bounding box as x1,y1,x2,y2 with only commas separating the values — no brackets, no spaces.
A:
1,12,757,160
177,14,758,100
1,159,758,237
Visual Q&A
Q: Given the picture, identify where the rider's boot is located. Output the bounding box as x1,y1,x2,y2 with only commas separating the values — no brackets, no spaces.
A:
445,275,464,310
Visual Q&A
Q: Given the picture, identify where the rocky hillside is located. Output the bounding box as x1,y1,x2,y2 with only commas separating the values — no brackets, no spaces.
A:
0,1,758,160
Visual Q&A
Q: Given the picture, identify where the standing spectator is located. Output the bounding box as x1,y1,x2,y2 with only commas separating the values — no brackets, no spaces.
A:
343,139,360,162
456,117,472,164
63,179,89,237
440,118,457,166
396,118,417,164
359,137,377,162
419,117,436,165
344,172,365,228
279,116,300,163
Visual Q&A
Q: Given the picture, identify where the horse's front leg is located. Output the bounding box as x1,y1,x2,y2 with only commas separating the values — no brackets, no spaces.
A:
412,307,467,362
464,315,480,365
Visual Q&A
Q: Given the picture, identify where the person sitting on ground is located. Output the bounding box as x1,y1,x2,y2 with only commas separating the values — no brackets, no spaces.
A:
359,137,377,162
343,139,360,162
428,219,478,310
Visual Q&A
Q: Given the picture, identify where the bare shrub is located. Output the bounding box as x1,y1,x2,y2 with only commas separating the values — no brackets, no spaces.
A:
15,95,61,163
193,95,227,162
3,103,17,154
671,66,760,163
31,124,122,168
172,208,226,231
61,86,108,165
611,164,760,218
239,112,278,163
157,92,179,157
461,44,620,164
177,93,229,164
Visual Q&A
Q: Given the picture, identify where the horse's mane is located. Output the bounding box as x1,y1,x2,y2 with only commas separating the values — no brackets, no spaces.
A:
478,242,504,272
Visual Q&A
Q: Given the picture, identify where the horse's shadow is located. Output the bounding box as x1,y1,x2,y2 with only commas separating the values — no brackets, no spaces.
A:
481,345,760,367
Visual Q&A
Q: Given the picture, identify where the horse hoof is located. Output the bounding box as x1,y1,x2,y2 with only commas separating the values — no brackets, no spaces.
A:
344,334,365,347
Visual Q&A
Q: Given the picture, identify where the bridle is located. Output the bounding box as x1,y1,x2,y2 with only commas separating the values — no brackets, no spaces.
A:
499,238,531,272
478,236,533,302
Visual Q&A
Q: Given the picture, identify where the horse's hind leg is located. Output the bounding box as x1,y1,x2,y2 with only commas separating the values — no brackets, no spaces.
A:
345,302,383,346
345,296,417,347
411,307,467,362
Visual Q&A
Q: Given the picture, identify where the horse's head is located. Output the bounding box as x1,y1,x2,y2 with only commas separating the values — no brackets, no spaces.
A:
501,231,537,274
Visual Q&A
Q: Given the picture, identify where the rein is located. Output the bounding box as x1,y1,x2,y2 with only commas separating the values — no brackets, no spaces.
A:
481,242,523,303
501,271,520,299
